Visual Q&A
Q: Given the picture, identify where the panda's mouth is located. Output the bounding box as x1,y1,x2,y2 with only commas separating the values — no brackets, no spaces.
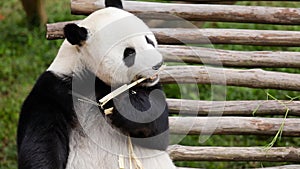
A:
131,65,165,87
133,74,160,87
98,73,160,109
141,75,160,87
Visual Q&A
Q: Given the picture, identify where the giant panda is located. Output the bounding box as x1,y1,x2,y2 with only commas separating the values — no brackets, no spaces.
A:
17,0,176,168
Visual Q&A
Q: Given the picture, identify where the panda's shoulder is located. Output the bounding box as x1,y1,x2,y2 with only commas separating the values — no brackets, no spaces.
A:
21,71,73,114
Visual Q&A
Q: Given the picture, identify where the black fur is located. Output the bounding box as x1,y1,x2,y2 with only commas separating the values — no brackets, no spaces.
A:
105,0,123,9
145,36,155,47
18,70,169,169
123,48,136,67
17,72,75,169
63,24,88,46
106,84,169,150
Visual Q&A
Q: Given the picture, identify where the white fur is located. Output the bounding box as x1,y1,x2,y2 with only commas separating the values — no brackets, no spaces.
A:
66,99,175,169
48,7,175,169
48,8,162,86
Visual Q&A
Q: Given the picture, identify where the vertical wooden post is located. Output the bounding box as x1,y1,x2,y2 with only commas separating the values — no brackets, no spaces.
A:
20,0,47,27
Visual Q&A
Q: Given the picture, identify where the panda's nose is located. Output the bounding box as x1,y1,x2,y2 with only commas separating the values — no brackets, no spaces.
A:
152,61,163,70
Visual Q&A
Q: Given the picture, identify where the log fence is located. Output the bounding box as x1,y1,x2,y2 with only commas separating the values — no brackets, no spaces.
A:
167,99,300,116
47,0,300,168
168,145,300,162
47,22,300,46
71,0,300,25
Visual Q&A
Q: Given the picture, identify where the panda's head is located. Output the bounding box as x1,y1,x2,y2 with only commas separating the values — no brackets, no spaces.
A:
59,1,163,87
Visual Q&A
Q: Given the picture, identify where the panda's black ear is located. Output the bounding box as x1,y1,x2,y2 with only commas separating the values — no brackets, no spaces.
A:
63,23,88,46
105,0,123,9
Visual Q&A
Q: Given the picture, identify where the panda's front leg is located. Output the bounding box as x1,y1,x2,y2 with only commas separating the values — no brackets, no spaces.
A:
105,84,170,150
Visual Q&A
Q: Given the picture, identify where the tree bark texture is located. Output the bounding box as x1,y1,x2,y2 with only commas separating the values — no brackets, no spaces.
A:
159,45,300,68
71,0,300,25
46,22,300,46
169,116,300,136
166,99,300,116
168,145,300,162
160,66,300,91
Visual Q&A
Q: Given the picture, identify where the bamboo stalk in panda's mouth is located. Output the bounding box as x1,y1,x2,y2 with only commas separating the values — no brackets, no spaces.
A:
99,77,147,108
99,65,166,109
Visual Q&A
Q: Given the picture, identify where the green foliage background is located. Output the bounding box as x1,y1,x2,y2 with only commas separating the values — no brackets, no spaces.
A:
0,0,299,168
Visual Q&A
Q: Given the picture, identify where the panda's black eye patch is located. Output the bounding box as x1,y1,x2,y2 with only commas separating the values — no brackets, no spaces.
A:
145,36,155,47
123,48,136,67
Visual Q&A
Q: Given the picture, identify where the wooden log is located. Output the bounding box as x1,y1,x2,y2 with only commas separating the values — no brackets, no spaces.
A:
71,0,300,25
166,99,300,116
153,28,300,46
160,66,300,91
182,1,237,4
253,165,300,169
167,145,300,162
46,20,81,40
46,22,300,46
176,165,300,169
171,0,298,1
45,22,300,66
45,22,300,67
159,45,300,68
35,24,300,90
169,117,300,136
